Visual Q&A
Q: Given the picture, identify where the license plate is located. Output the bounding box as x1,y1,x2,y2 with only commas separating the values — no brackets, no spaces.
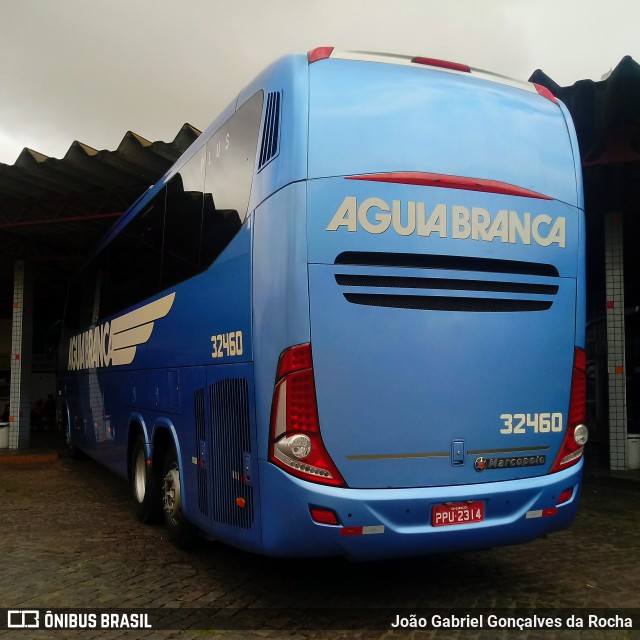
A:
432,501,484,527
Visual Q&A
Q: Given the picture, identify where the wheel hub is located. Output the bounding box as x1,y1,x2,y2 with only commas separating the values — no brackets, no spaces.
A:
163,467,182,522
134,450,146,503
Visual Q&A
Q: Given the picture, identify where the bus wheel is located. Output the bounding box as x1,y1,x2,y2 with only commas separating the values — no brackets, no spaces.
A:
131,434,161,523
63,414,83,460
162,445,195,548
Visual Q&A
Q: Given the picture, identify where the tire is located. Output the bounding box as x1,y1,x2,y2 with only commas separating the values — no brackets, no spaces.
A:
62,411,83,460
131,434,162,523
162,444,196,548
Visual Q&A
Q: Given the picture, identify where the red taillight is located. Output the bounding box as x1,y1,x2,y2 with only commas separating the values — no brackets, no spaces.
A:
411,56,470,73
533,82,558,105
308,47,334,64
345,172,552,200
550,347,588,473
276,344,312,379
269,344,346,487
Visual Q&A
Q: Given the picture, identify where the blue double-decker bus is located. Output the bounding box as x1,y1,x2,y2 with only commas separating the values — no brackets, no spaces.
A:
59,48,587,561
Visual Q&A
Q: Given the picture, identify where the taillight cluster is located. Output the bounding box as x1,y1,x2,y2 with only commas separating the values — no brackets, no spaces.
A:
269,344,345,487
550,347,589,473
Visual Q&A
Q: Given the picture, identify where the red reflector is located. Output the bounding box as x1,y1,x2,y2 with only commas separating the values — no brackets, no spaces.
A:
346,172,552,200
308,47,334,64
557,488,574,505
533,83,558,105
310,507,339,526
412,56,470,73
542,507,558,517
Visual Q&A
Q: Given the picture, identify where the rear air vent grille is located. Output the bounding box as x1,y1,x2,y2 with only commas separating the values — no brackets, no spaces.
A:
335,274,558,296
258,91,281,171
343,293,552,313
335,251,559,278
210,378,254,530
335,252,559,313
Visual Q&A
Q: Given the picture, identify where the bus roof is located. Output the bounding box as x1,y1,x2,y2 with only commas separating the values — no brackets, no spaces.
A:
312,48,543,96
307,51,582,207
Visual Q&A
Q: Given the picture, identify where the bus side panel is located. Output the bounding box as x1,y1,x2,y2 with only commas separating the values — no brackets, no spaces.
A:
252,182,310,462
61,223,254,479
63,368,124,475
135,224,253,370
174,363,262,551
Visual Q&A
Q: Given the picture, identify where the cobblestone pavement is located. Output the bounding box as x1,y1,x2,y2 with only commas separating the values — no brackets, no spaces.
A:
0,445,639,640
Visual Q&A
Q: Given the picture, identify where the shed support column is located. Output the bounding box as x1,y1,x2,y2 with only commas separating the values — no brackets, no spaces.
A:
9,260,33,450
604,212,627,470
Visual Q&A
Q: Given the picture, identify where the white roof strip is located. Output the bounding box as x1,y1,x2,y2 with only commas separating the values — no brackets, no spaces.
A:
329,49,537,94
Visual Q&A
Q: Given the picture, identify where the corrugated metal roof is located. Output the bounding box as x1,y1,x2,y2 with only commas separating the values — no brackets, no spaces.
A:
0,123,200,200
530,55,640,166
0,123,201,317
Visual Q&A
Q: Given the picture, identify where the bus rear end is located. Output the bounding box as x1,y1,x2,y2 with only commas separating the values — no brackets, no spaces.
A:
261,51,585,560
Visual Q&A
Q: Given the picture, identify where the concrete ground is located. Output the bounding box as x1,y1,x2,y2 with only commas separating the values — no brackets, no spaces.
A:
0,434,639,640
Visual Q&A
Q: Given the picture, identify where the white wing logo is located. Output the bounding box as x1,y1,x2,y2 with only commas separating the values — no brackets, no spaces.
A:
67,292,176,371
109,293,176,366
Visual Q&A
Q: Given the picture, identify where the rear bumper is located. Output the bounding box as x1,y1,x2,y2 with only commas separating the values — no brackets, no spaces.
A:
257,459,583,561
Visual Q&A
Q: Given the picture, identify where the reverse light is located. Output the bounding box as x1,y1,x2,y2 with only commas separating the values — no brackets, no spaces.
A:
276,434,312,459
574,424,589,446
269,344,346,487
550,348,588,473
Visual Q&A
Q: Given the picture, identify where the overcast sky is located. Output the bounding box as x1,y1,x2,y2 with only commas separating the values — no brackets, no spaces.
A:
1,0,637,165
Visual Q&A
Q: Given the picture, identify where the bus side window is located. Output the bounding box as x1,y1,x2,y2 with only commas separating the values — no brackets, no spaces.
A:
101,188,166,317
65,272,90,332
162,147,206,289
201,91,263,267
86,90,264,321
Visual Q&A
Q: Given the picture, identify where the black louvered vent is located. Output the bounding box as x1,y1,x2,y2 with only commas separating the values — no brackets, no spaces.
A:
258,91,281,171
344,293,552,313
335,274,558,296
194,388,207,516
335,252,558,313
210,378,254,530
335,252,559,277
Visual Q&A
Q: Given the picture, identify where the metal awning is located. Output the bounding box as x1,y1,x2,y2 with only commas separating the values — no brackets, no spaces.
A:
0,123,201,317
